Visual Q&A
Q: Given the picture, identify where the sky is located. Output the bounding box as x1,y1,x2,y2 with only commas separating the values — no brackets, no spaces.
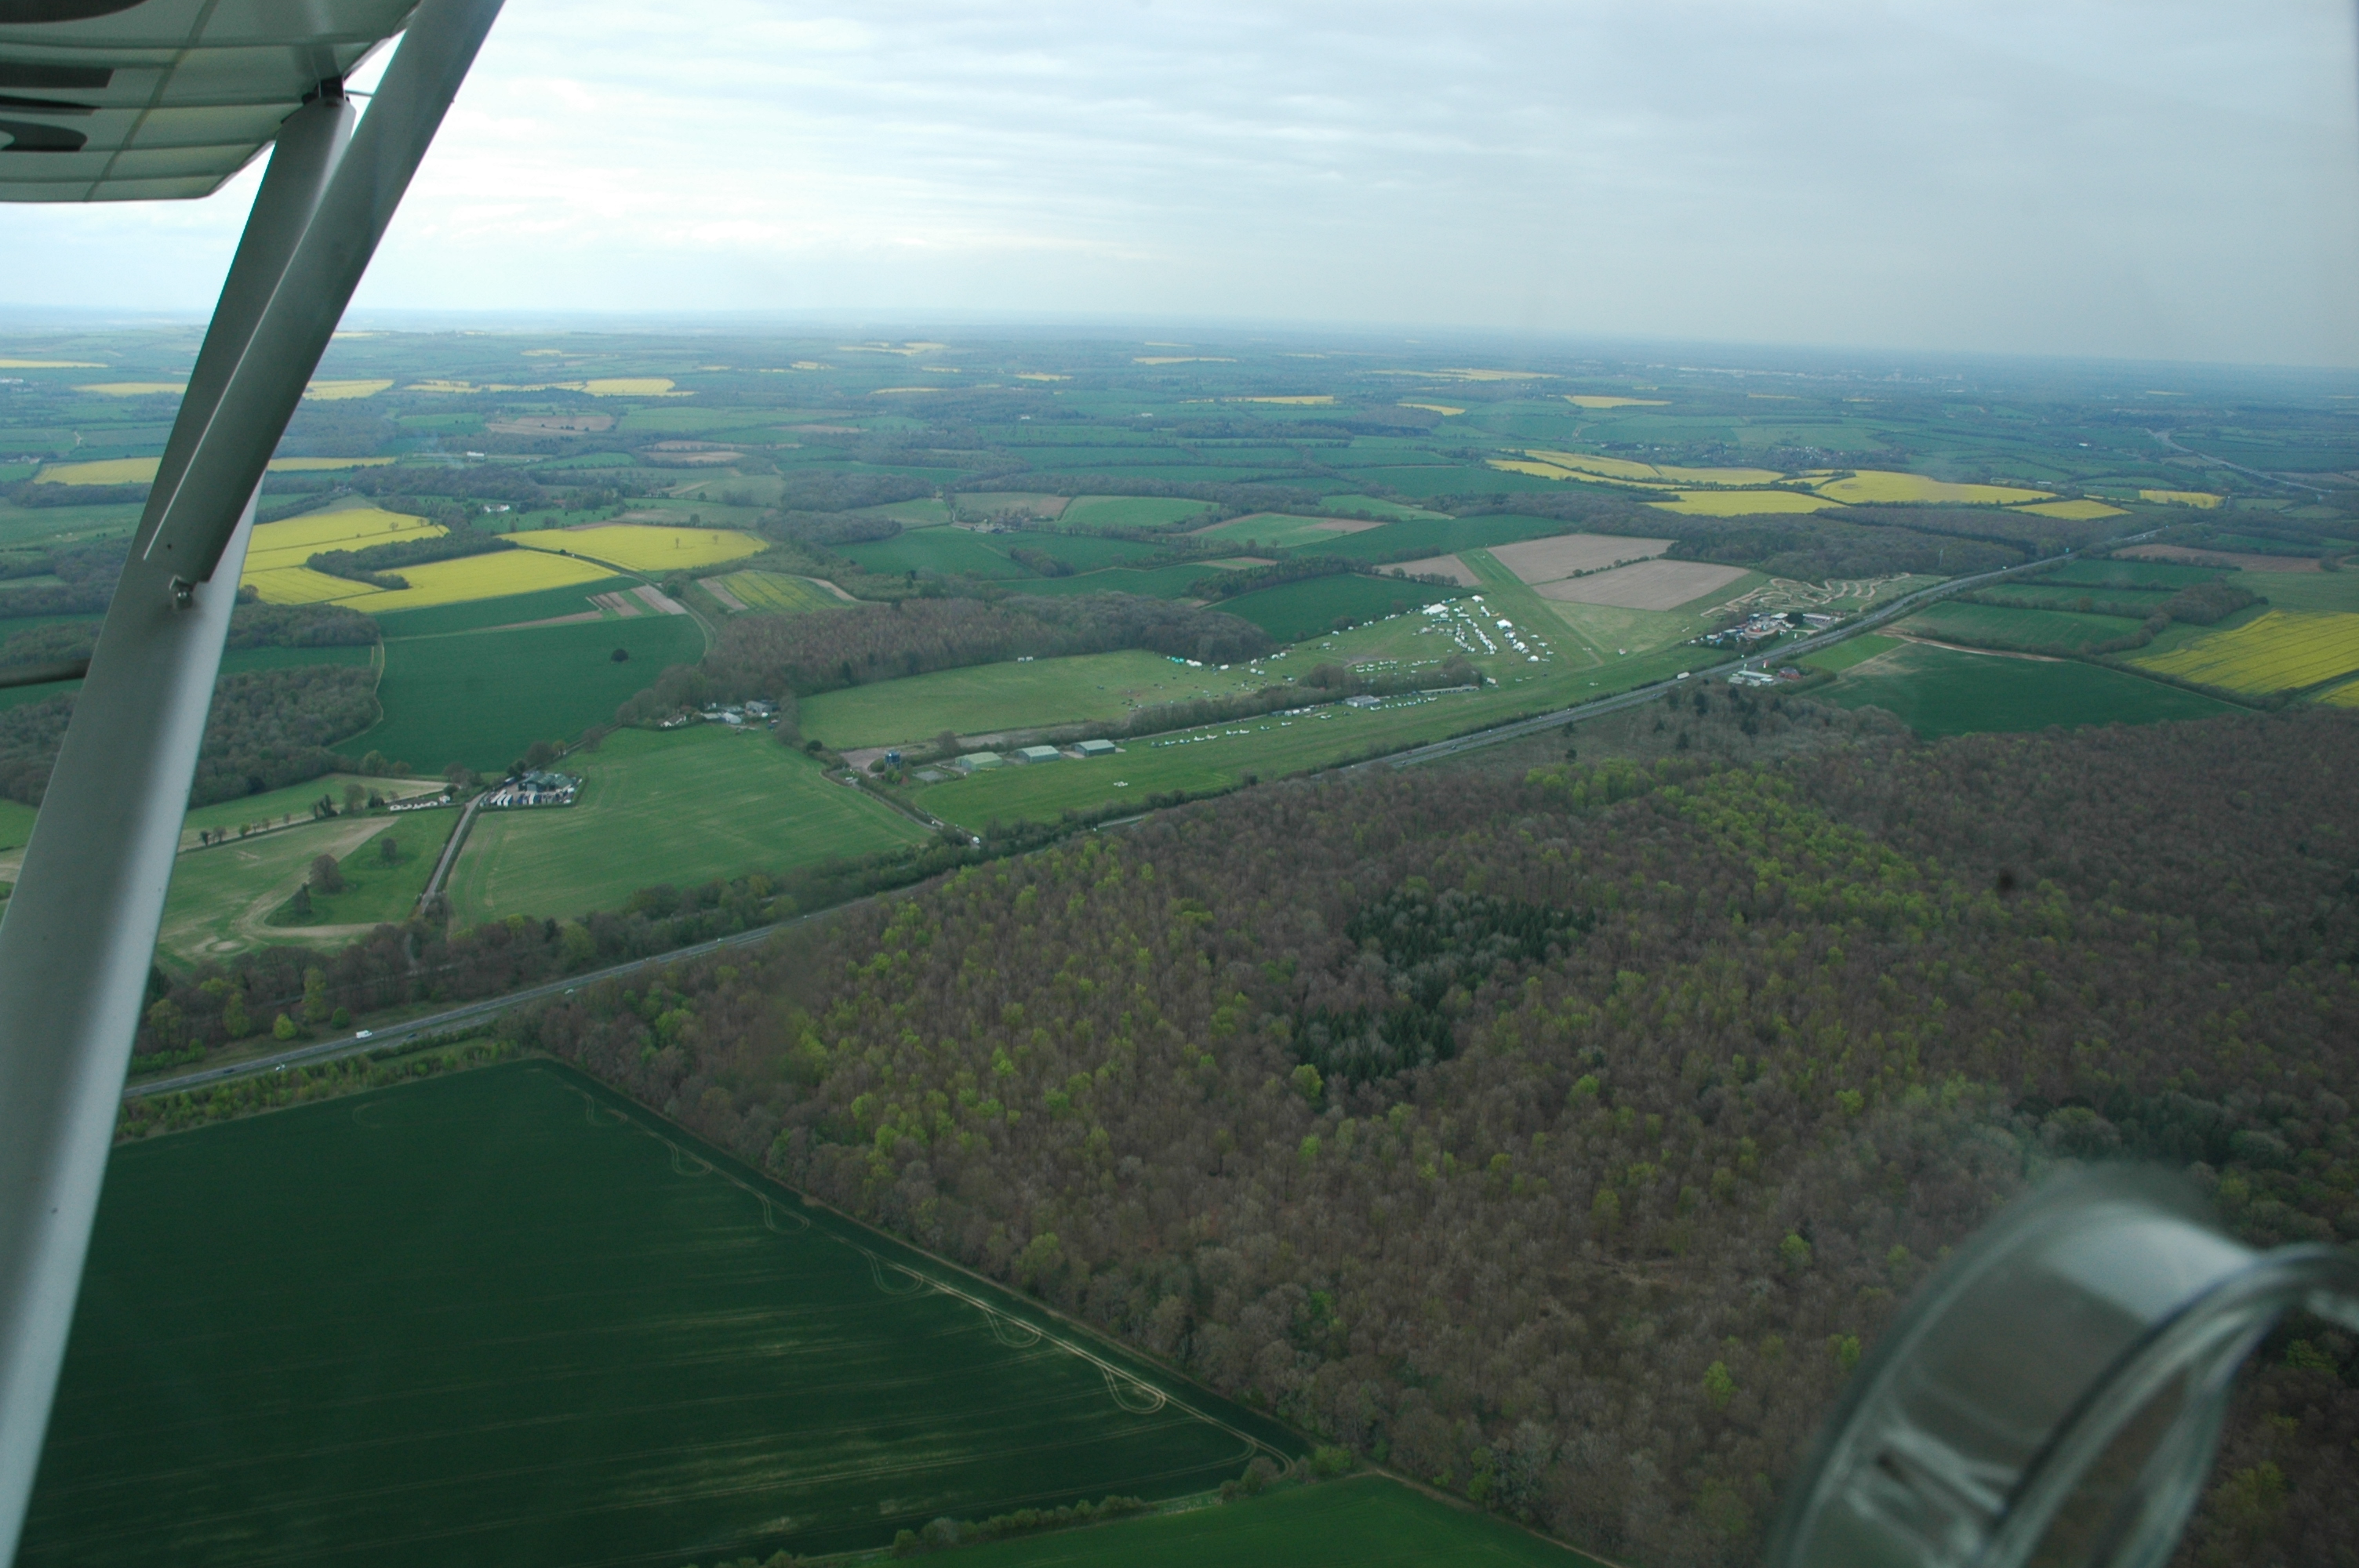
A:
5,0,2358,365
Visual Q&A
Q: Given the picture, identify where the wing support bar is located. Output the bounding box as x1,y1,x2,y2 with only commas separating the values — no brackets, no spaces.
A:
0,4,503,1559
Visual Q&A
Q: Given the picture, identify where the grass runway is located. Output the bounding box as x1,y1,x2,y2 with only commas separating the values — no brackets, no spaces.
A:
23,1063,1291,1566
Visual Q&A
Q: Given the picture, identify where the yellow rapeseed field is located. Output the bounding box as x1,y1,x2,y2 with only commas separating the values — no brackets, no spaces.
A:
2013,499,2125,521
356,550,616,612
75,382,184,397
2134,610,2359,695
242,506,443,574
32,457,158,485
304,379,394,401
1814,470,2052,505
514,524,762,574
1524,451,1787,487
2140,489,2223,508
583,377,678,397
1399,402,1464,416
0,358,102,368
242,566,376,604
1648,490,1844,517
38,456,396,487
2318,677,2359,709
1564,394,1669,408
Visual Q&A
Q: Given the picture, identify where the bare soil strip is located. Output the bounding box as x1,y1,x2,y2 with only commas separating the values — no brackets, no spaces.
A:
633,585,689,615
1538,559,1750,610
1490,532,1672,583
591,591,643,618
701,577,750,612
1387,554,1481,586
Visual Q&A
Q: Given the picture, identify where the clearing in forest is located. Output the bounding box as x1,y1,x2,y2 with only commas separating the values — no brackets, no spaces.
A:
2132,609,2359,695
21,1064,1289,1567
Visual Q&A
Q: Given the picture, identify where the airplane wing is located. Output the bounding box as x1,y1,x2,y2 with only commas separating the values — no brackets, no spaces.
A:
0,0,415,202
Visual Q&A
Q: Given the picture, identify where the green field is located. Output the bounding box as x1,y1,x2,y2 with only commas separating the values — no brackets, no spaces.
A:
1899,601,2147,652
839,526,1035,579
801,651,1270,749
839,524,1165,581
707,569,846,614
945,1475,1598,1568
1059,496,1217,531
356,615,707,775
1005,564,1224,600
1317,515,1577,562
154,811,428,967
1193,514,1371,550
22,1063,1292,1566
267,821,453,931
914,686,1527,828
2041,559,2220,590
444,725,929,923
366,576,641,638
0,797,38,853
1824,642,2240,737
2234,570,2359,615
1800,632,1899,672
1219,575,1453,643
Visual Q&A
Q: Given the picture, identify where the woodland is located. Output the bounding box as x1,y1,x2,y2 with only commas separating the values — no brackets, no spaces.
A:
484,706,2358,1568
0,602,380,806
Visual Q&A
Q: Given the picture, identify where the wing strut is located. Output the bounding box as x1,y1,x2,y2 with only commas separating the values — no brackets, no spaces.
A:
0,3,503,1556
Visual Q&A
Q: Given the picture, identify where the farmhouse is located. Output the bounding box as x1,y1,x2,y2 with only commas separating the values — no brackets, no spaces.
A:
485,770,580,808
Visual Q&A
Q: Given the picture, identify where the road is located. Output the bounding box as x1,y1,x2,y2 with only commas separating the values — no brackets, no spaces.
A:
139,533,2155,1096
125,899,858,1099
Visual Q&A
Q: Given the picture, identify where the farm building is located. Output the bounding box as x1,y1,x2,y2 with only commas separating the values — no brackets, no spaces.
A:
1013,746,1063,764
955,752,1005,772
1344,695,1383,710
1075,739,1118,757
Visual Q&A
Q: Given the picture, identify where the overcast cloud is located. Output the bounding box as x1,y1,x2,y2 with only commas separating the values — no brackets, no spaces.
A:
5,0,2357,364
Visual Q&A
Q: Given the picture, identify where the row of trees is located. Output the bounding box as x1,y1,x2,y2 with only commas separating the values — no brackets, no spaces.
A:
673,593,1273,704
500,709,2359,1568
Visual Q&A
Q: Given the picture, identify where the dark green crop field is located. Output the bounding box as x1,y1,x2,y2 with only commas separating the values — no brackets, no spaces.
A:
940,1474,1600,1568
1824,642,2240,737
2040,559,2221,590
23,1063,1292,1568
1899,601,2147,652
1218,574,1452,643
354,615,706,774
